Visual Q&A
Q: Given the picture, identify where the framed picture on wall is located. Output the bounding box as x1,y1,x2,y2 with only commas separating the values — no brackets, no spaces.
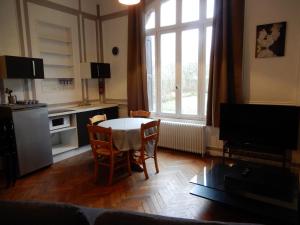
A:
255,21,286,58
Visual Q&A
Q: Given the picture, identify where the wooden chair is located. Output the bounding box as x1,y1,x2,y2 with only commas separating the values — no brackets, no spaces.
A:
89,114,107,125
87,125,131,185
138,119,161,179
130,110,151,118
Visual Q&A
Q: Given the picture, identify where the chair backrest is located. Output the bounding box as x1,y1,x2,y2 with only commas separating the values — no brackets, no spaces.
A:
140,119,161,152
130,110,151,118
89,114,107,125
87,124,113,157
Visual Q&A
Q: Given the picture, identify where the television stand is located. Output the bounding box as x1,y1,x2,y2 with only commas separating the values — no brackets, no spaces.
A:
222,141,288,167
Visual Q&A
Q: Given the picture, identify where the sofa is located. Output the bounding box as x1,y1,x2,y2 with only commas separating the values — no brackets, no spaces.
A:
0,200,261,225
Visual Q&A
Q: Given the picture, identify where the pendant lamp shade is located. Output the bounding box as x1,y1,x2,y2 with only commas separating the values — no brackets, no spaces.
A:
119,0,141,5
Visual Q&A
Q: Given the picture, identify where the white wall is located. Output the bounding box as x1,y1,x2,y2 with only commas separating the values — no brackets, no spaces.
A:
102,16,128,100
0,0,100,105
243,0,300,105
84,17,101,100
244,0,300,164
97,0,127,16
96,0,128,118
0,0,21,55
48,0,79,10
208,0,300,163
82,0,98,15
0,0,26,101
96,0,300,158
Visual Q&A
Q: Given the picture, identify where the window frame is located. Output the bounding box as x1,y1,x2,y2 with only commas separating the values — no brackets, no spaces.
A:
145,0,213,120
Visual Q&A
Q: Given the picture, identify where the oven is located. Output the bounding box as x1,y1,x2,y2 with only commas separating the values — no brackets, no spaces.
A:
49,115,70,131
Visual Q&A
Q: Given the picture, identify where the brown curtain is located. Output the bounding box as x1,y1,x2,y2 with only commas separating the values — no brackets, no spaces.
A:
127,1,149,115
206,0,245,127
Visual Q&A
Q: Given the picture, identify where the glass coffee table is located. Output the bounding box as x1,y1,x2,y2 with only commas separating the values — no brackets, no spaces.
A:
190,160,299,225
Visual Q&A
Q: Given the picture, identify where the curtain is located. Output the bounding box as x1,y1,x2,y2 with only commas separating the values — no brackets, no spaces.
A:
206,0,245,127
127,1,149,114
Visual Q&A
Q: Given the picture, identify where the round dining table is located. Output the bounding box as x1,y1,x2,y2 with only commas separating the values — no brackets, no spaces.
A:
98,118,154,152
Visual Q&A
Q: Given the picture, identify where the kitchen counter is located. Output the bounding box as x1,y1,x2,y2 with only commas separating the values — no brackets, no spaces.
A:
48,103,119,162
48,103,118,117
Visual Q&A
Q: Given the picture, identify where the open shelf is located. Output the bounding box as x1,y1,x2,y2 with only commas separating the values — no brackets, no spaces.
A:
52,144,77,155
50,113,78,155
44,63,74,68
40,50,72,56
36,21,75,78
39,35,71,43
50,126,77,134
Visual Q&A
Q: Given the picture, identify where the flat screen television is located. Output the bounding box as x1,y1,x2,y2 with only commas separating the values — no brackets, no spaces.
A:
219,103,299,150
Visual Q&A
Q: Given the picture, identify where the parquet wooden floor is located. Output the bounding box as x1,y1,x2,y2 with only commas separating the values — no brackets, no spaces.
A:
0,149,270,224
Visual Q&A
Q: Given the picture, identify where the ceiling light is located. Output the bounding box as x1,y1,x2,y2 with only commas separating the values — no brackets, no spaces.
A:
118,0,141,5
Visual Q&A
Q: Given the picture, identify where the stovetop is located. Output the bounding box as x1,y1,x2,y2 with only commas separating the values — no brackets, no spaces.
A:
15,100,39,105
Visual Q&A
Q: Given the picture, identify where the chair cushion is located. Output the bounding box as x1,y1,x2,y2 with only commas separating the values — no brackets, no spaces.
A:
96,147,119,156
0,200,91,225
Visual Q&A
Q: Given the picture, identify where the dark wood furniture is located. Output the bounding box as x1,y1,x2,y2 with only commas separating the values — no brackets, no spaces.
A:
222,141,288,167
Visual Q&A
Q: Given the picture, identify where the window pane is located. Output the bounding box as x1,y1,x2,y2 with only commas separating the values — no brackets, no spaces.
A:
204,26,213,115
145,11,155,30
160,0,176,27
161,33,176,113
146,36,156,112
181,29,199,115
182,0,199,23
206,0,215,18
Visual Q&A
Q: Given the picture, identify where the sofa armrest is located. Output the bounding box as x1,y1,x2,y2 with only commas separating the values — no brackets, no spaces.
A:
0,200,91,225
94,209,262,225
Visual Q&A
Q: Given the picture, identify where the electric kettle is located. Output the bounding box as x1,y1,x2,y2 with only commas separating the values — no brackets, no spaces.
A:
5,88,17,104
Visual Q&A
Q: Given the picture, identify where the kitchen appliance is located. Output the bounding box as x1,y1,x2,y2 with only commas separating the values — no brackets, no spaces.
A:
16,99,39,105
8,95,17,104
5,88,17,104
49,115,71,131
0,103,53,176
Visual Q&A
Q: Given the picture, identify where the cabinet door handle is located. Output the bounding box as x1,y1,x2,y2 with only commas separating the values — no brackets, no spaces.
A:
32,60,36,77
96,64,99,77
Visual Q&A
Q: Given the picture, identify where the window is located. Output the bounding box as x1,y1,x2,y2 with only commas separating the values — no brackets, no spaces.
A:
145,0,214,119
145,11,155,30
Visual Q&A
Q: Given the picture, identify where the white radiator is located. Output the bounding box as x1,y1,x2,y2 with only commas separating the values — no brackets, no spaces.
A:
158,120,206,155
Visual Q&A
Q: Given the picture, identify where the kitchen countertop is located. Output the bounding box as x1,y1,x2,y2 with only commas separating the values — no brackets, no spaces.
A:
48,103,118,117
0,103,47,110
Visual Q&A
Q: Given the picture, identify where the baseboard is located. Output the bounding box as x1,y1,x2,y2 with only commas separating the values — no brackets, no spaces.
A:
206,147,223,157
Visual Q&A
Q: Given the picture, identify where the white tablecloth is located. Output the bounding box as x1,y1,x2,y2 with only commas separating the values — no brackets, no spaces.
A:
98,118,153,152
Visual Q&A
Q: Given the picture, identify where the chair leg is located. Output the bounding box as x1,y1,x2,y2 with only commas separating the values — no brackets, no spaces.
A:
141,157,149,180
127,151,132,176
94,163,99,183
108,156,114,185
154,153,159,174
